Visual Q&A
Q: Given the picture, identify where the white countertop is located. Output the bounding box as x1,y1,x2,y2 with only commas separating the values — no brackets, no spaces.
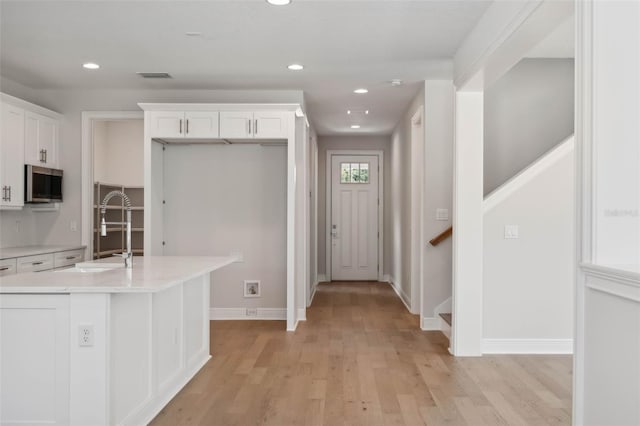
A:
0,245,86,260
0,256,237,294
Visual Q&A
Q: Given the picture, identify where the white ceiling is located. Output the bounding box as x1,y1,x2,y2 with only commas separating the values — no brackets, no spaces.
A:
0,0,492,135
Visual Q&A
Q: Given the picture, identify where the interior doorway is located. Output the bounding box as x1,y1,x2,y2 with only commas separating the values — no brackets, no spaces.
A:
81,112,144,260
325,150,384,282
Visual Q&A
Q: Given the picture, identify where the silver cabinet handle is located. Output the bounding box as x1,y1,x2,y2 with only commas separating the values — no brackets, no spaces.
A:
2,186,6,201
247,119,251,135
40,149,45,163
44,149,47,163
255,119,258,136
179,119,183,134
186,119,189,134
65,256,76,260
0,267,9,271
7,186,11,202
32,261,43,266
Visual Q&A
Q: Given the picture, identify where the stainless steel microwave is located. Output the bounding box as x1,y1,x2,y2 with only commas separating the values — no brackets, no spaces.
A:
25,165,63,203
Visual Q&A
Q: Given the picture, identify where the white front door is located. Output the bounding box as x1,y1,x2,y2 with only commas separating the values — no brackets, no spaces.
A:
331,155,379,280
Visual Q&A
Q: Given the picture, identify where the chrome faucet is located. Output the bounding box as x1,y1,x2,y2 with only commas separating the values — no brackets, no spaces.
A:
100,190,133,268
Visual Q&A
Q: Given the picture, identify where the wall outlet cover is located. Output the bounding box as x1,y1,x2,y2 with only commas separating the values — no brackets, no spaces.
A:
504,225,519,239
78,324,94,347
436,208,449,221
246,308,258,317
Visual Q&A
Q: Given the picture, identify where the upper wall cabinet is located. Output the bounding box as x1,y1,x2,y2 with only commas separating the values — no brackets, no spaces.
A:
25,111,58,168
220,111,288,139
0,103,25,208
147,111,219,139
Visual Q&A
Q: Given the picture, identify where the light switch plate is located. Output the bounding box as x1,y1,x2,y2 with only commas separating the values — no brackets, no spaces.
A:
436,208,449,221
504,225,519,239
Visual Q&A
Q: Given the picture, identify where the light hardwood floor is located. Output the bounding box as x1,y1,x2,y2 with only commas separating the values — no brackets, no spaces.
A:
150,282,572,425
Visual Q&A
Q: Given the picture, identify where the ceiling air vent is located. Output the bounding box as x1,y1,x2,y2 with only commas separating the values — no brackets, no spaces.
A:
137,72,172,79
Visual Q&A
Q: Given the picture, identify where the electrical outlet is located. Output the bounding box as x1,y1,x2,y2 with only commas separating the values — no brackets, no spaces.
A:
436,208,449,221
504,225,519,239
78,324,94,347
246,308,258,317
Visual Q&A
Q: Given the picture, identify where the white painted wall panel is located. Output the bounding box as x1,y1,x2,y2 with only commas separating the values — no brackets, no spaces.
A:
483,144,574,343
162,144,286,310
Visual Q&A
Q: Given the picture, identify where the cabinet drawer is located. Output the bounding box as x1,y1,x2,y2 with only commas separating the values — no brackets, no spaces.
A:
17,253,54,273
54,249,85,269
0,258,17,276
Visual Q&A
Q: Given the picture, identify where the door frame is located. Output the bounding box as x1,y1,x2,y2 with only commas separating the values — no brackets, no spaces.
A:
81,111,144,261
325,150,384,282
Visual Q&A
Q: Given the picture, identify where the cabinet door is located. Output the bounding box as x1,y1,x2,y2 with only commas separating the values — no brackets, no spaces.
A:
219,112,253,139
38,116,58,167
253,111,289,139
146,111,185,138
24,112,58,168
1,103,25,208
184,112,219,139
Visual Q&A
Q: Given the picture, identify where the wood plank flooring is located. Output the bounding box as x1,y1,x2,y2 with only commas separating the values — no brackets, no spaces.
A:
150,282,572,425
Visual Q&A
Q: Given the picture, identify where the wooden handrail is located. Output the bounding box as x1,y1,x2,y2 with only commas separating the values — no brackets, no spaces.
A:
429,226,452,246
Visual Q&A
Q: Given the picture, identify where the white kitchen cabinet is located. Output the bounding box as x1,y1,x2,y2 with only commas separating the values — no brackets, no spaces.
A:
147,111,219,139
219,111,288,139
25,111,58,168
0,258,17,276
0,102,25,208
17,253,55,273
53,249,85,269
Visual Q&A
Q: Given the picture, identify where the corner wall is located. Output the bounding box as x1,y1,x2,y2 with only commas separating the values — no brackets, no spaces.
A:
390,86,425,305
483,139,574,353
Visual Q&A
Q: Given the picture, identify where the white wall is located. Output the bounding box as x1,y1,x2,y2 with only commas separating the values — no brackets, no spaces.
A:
0,79,303,250
390,86,425,304
422,81,455,320
483,139,574,352
316,135,391,278
484,58,575,195
93,120,144,187
162,144,287,311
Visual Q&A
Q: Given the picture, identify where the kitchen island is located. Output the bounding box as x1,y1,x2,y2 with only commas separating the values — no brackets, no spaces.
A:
0,256,236,426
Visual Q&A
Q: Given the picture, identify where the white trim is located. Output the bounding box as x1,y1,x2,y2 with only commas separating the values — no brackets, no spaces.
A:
482,339,574,355
388,276,411,313
0,92,63,119
308,282,318,307
209,308,286,320
297,308,307,321
81,111,145,262
421,317,441,331
138,103,301,112
483,135,575,213
325,150,385,282
317,274,327,283
433,297,452,317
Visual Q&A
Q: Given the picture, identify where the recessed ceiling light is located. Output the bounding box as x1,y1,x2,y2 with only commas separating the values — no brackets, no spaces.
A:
287,64,304,71
347,110,351,114
266,0,291,5
353,88,368,94
365,110,369,114
82,62,100,70
185,32,202,37
390,79,403,86
351,125,361,129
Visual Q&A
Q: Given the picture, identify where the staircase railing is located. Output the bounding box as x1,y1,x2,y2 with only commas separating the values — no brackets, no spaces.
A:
429,226,452,246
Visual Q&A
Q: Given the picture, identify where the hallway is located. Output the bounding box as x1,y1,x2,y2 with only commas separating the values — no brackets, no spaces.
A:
151,282,572,425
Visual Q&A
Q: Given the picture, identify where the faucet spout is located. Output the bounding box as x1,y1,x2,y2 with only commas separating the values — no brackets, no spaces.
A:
100,190,133,268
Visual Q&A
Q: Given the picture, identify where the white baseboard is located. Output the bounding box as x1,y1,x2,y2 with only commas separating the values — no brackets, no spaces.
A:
421,317,441,330
308,283,318,307
297,307,307,321
317,274,327,283
433,297,452,316
482,338,574,354
209,307,286,320
388,276,411,313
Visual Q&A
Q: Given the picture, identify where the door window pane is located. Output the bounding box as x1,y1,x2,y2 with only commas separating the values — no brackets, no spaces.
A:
340,162,370,183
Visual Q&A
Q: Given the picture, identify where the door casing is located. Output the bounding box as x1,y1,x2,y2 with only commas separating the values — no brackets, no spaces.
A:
325,150,384,282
